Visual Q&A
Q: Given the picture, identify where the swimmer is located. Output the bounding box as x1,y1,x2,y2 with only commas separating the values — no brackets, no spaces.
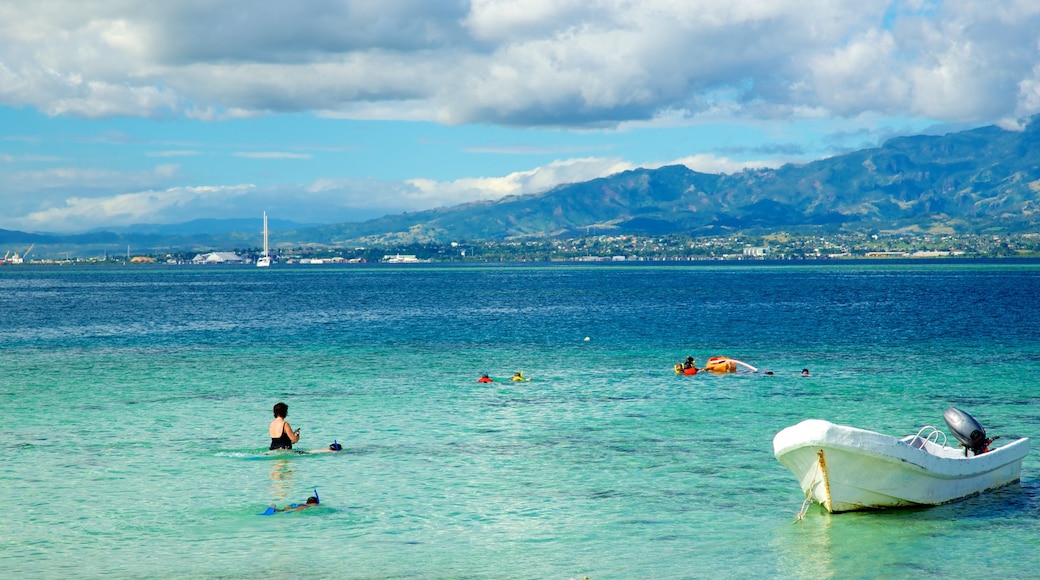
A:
478,373,494,383
801,368,811,376
274,496,319,512
261,493,320,515
511,372,528,382
269,402,300,450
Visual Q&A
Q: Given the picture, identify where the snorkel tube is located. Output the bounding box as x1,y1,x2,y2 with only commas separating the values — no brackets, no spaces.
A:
313,488,319,505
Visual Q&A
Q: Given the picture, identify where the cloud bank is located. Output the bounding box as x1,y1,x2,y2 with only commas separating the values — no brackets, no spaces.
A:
2,0,1037,125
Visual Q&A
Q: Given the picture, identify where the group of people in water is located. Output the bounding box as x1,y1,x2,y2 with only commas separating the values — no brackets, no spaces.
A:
675,355,810,376
264,401,343,514
267,358,810,514
477,372,529,382
478,363,811,381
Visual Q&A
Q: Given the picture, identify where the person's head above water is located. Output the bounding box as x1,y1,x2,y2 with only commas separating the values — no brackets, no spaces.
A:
273,402,288,418
306,496,319,505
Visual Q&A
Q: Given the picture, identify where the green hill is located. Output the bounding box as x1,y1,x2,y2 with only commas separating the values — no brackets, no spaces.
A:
299,116,1040,244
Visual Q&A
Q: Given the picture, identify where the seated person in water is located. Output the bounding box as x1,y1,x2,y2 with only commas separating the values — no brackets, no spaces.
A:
478,373,493,383
511,372,526,381
267,495,319,514
269,402,300,450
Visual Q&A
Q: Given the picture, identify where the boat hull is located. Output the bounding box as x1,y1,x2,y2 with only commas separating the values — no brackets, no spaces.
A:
773,419,1029,513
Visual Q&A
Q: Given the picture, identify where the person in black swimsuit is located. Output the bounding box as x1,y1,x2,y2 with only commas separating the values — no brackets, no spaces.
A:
269,402,300,450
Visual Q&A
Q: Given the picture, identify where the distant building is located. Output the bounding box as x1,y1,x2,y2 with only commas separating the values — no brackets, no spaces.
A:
382,254,423,263
743,246,769,257
192,252,245,264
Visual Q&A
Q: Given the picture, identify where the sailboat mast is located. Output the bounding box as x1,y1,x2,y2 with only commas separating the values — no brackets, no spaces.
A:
256,212,272,267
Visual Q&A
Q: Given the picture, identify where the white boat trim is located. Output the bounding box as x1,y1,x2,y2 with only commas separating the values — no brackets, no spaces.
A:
773,419,1029,513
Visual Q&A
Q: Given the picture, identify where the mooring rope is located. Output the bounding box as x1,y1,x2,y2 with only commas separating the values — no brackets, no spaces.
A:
795,462,821,522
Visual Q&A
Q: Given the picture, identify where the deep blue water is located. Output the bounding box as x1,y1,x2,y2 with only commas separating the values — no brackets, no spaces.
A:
3,263,1039,578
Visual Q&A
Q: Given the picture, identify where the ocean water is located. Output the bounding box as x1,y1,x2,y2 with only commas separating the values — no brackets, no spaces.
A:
3,262,1039,579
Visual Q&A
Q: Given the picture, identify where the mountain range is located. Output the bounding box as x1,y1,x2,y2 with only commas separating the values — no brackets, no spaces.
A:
5,116,1040,256
305,115,1040,244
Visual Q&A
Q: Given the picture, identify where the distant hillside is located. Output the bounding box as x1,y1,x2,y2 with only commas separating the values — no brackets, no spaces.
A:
297,115,1040,243
4,117,1040,257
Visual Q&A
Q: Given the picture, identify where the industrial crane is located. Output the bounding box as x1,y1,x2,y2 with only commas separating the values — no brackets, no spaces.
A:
9,243,34,264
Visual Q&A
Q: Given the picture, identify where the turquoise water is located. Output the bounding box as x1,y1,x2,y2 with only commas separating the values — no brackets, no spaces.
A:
3,263,1039,578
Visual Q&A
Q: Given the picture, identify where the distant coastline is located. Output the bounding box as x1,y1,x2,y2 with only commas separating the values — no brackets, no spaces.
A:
4,231,1039,265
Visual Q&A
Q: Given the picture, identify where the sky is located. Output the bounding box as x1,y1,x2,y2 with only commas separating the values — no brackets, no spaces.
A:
2,0,1040,233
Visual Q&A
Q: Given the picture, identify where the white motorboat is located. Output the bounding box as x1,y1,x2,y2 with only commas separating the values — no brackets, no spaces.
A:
773,408,1029,513
257,211,271,267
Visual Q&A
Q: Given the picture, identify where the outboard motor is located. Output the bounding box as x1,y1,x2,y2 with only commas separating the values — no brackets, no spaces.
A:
944,407,992,455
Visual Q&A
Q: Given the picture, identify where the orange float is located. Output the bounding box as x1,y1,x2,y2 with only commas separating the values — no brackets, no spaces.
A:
674,363,698,375
703,356,758,373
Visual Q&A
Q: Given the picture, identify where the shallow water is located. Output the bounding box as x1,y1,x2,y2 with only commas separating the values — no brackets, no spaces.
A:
3,262,1039,578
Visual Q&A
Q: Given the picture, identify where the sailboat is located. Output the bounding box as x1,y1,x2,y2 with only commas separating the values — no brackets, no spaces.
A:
257,212,272,267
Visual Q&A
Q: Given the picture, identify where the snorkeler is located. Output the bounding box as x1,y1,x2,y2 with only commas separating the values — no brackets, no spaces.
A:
273,496,319,512
305,440,344,453
260,489,321,515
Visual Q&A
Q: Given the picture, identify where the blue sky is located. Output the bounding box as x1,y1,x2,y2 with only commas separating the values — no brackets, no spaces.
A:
1,0,1039,233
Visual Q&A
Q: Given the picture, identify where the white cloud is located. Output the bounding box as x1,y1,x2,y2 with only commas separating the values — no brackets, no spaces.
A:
3,163,179,195
233,152,312,159
147,150,199,157
0,1,1037,125
407,157,636,206
0,153,62,163
667,154,779,175
16,184,256,231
